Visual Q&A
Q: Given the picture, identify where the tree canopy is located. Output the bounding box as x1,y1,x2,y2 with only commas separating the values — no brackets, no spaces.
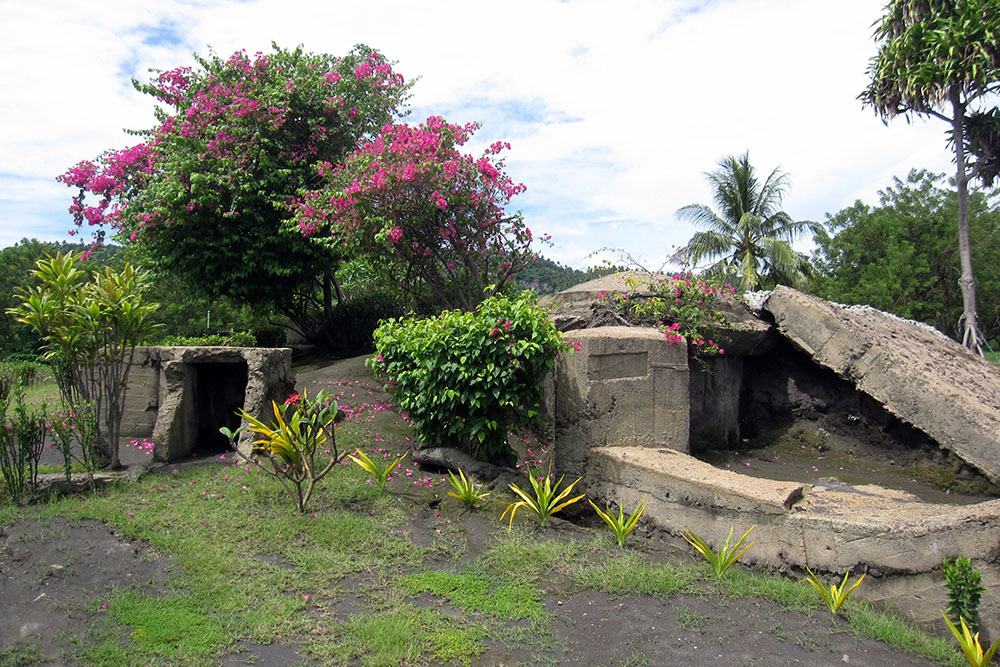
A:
59,44,411,341
292,116,533,311
813,169,1000,341
676,152,819,292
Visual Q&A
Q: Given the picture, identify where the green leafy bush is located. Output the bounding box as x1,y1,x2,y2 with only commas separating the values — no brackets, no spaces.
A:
368,290,567,465
943,557,985,633
316,290,406,357
159,332,257,347
250,324,286,348
606,272,734,357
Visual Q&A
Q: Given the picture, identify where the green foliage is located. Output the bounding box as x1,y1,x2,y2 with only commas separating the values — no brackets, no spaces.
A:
860,0,1000,352
588,497,647,548
943,557,985,633
7,252,161,468
67,44,411,344
681,524,755,577
221,389,345,513
813,169,1000,341
500,469,585,529
369,290,567,464
516,255,620,294
159,331,257,347
801,567,866,615
677,152,820,291
0,380,46,505
46,401,99,487
943,610,1000,667
347,448,408,491
607,272,734,357
446,468,490,510
313,288,406,357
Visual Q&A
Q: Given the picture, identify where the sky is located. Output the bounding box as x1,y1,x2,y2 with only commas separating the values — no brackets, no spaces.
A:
0,0,961,270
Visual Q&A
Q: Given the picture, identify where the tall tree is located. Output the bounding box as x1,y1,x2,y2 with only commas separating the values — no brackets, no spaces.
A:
860,0,1000,354
813,169,1000,340
59,44,411,342
677,152,819,292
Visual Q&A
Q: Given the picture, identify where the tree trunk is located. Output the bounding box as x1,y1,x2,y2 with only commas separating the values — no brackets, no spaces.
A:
951,91,984,356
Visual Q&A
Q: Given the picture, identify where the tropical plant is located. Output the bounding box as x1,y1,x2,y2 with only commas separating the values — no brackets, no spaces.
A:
943,557,985,633
801,567,866,615
604,271,734,357
500,469,585,530
7,252,161,469
0,380,47,504
860,0,1000,354
58,44,411,344
47,401,99,488
294,116,532,312
348,449,408,492
446,468,490,510
368,290,569,465
220,389,345,513
943,610,1000,667
681,524,755,577
676,152,820,292
588,497,647,548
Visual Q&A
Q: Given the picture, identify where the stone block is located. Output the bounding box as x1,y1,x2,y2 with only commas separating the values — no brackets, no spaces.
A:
553,328,689,479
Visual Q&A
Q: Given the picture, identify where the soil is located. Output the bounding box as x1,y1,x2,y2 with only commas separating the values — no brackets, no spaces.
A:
0,355,952,666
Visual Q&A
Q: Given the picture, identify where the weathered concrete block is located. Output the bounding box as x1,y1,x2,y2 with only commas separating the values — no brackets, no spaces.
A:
554,328,689,480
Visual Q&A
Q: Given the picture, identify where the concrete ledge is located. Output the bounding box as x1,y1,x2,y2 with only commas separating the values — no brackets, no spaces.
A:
587,445,1000,637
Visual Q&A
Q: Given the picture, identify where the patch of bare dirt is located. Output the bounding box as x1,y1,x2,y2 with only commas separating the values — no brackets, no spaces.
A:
0,517,173,663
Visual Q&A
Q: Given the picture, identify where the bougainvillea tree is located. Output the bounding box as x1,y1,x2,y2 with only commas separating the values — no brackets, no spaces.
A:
59,44,410,340
293,116,533,310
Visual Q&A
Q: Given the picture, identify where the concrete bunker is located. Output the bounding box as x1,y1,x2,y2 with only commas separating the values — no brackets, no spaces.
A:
546,277,1000,637
120,346,294,463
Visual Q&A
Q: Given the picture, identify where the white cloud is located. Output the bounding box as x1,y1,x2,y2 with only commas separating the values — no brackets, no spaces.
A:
0,0,959,268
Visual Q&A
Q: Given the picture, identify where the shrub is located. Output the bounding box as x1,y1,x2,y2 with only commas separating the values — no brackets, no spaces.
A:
0,380,47,504
316,290,406,357
220,389,345,513
7,252,161,469
943,557,985,633
368,290,568,465
605,272,735,357
250,324,287,349
159,332,257,347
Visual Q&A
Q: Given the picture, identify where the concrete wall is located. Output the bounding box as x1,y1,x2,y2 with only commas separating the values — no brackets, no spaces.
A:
553,327,689,481
119,347,294,463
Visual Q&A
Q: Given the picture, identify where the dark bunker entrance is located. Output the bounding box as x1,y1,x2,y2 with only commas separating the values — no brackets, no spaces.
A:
191,361,248,457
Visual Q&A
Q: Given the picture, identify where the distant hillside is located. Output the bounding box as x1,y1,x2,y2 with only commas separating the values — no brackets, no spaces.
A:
515,256,620,294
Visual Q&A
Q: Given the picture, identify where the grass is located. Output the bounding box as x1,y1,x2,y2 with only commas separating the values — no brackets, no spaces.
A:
0,394,967,666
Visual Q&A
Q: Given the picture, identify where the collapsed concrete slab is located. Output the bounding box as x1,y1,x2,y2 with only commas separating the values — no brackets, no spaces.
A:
587,446,1000,637
121,346,294,463
762,286,1000,482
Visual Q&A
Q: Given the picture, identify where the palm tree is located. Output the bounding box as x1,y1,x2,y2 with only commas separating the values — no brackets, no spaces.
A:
677,152,820,292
